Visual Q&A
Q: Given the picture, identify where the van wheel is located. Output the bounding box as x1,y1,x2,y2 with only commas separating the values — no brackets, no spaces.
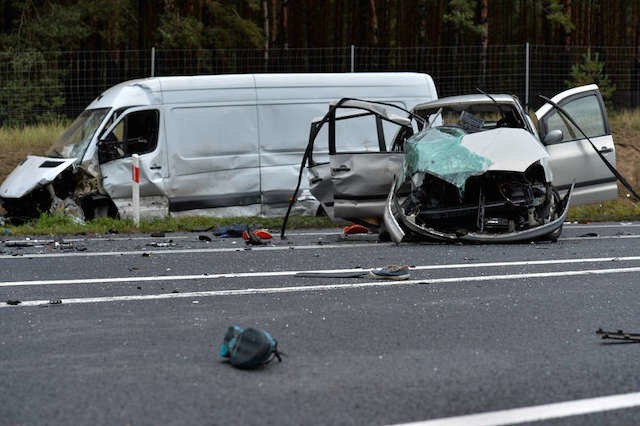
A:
80,194,119,220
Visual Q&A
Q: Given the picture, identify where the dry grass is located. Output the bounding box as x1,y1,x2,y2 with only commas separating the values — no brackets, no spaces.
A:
0,122,67,180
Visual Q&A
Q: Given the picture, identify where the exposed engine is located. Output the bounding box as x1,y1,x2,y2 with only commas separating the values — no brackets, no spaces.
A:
401,163,559,235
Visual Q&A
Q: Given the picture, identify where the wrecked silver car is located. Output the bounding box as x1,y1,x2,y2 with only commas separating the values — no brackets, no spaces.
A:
287,85,616,243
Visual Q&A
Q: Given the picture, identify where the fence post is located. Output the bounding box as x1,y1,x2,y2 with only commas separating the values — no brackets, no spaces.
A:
351,45,355,72
132,154,140,227
151,47,156,77
525,42,530,110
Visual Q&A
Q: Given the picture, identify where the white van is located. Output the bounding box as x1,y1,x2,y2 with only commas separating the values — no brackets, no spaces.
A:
0,73,438,221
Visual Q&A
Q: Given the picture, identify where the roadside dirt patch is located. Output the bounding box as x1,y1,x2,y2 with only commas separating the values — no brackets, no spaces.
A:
612,127,640,191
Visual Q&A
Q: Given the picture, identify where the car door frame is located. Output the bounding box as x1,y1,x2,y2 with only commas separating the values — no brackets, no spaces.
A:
97,105,167,201
535,84,617,206
307,99,416,226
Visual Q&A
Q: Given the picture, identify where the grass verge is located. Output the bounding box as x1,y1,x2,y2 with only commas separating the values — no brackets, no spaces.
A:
2,214,338,236
1,197,639,237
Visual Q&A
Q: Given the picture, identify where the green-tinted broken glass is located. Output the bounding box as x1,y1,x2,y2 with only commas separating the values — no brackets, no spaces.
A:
403,127,492,191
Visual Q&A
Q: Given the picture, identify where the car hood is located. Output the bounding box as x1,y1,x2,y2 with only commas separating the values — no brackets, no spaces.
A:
403,127,552,190
0,155,76,198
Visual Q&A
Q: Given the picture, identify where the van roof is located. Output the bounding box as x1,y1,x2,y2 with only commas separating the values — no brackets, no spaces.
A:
87,72,436,110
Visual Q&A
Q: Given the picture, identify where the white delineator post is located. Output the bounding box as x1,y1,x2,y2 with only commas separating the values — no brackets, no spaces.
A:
132,154,140,227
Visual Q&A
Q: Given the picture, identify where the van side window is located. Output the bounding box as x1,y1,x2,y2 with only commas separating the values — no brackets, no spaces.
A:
540,95,607,143
99,109,159,163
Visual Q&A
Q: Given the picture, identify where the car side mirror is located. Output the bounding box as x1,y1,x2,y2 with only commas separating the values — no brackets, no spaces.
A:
542,129,563,145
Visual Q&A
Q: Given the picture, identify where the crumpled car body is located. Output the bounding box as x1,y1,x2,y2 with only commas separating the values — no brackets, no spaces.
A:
306,85,616,243
384,126,571,243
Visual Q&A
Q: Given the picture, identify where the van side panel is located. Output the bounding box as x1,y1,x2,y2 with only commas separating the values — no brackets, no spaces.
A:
255,101,331,208
164,104,261,211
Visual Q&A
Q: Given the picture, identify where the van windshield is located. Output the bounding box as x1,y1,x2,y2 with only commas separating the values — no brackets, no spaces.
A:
47,108,110,159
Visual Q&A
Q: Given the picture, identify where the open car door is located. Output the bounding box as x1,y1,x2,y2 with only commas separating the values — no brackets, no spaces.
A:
307,99,419,227
535,84,617,205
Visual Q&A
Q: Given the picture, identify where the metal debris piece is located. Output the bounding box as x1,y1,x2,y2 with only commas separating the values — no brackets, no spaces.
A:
5,241,35,247
579,233,599,238
294,271,368,278
146,241,175,247
596,328,640,341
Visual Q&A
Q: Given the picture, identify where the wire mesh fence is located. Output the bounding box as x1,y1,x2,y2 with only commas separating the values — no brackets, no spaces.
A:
0,44,637,126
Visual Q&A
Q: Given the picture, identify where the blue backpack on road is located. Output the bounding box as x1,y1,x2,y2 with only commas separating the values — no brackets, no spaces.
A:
219,326,282,369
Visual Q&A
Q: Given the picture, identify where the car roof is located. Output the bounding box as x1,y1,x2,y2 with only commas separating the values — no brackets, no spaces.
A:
413,93,520,111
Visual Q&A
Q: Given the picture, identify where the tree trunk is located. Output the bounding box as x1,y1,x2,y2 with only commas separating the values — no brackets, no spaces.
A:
369,0,379,46
263,0,269,67
479,0,489,87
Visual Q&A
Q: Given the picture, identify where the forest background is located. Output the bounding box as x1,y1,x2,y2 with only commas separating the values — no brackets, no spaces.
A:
1,0,639,126
1,0,640,223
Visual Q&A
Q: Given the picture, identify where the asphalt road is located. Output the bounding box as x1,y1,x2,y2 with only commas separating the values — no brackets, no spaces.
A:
2,222,640,426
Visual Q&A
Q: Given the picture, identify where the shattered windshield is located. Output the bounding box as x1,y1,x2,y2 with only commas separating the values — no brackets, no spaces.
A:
403,127,492,191
46,108,110,159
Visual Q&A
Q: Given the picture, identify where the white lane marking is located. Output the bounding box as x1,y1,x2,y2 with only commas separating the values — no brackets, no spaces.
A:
1,255,640,288
0,242,389,260
4,265,640,308
389,391,640,426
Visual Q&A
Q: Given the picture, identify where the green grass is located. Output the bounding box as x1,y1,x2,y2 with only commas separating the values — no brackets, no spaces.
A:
2,213,338,236
567,197,640,222
2,199,639,237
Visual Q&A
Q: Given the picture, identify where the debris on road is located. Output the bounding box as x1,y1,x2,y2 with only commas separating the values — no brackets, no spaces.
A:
146,241,176,247
343,224,369,235
5,240,35,247
219,326,282,369
214,224,249,238
596,328,640,342
368,265,411,280
198,235,212,242
578,232,599,237
294,271,368,278
243,229,272,245
6,300,21,305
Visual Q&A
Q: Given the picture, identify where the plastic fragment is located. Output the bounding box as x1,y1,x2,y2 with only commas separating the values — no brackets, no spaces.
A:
343,224,369,235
